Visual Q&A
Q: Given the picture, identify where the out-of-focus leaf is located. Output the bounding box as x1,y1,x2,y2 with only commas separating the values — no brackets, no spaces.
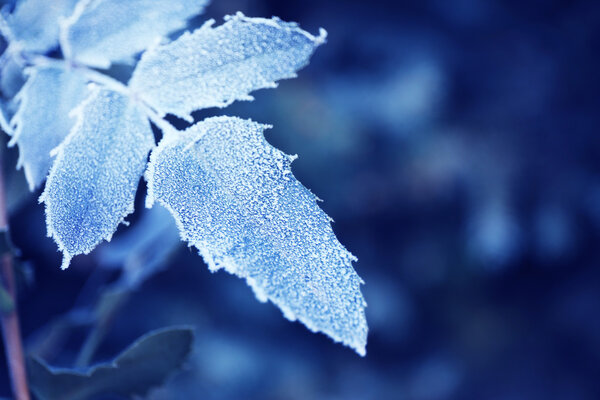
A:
97,204,180,289
40,86,154,269
146,116,368,355
28,326,195,400
9,65,87,189
61,0,209,68
0,53,24,98
129,12,326,121
3,0,78,53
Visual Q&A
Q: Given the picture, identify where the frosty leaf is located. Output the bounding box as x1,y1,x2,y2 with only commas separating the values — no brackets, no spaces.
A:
129,12,326,121
61,0,209,69
40,87,154,269
146,116,367,355
4,0,78,53
9,65,87,190
28,327,194,400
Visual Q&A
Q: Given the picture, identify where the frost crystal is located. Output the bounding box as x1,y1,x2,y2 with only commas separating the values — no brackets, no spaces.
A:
40,87,154,269
146,116,367,355
130,13,327,121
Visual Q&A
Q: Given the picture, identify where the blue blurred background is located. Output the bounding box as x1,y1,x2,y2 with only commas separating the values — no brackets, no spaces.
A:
2,0,600,398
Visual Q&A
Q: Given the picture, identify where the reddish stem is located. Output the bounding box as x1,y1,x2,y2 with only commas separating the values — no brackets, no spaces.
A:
0,146,29,400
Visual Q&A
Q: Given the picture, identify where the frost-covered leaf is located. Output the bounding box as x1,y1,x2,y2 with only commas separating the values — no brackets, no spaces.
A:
146,116,367,355
9,65,87,189
61,0,209,69
3,0,78,53
28,326,194,400
129,12,326,121
40,87,154,269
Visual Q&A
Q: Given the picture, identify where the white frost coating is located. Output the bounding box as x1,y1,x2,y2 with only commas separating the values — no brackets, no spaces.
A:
9,66,88,190
40,87,154,269
130,12,327,121
146,116,367,355
60,0,209,68
4,0,79,53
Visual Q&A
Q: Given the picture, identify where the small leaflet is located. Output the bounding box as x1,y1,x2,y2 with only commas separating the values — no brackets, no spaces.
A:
146,116,367,355
9,65,88,190
40,87,154,269
61,0,209,68
129,12,327,121
4,0,78,53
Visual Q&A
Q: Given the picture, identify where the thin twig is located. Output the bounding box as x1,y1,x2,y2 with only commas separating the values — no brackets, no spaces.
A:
75,288,129,368
0,144,30,400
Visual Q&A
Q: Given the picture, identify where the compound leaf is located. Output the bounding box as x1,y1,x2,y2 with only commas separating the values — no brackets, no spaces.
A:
129,12,326,121
9,65,88,190
146,116,368,355
40,87,154,269
61,0,209,69
28,326,194,400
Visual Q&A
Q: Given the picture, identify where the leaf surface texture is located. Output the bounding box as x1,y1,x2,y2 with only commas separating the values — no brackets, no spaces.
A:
41,87,154,268
129,13,326,121
146,116,367,355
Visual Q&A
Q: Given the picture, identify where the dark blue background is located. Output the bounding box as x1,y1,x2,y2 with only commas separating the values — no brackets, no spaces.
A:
2,0,600,399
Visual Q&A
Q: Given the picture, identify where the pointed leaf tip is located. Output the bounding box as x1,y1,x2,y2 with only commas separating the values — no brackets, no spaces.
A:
60,254,71,270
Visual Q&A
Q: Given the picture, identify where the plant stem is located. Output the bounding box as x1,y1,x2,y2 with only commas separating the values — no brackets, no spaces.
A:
75,288,129,368
0,145,30,400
